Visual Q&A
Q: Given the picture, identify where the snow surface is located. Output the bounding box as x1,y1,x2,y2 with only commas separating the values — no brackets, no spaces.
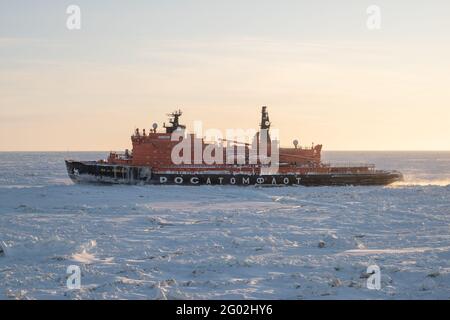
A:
0,152,449,299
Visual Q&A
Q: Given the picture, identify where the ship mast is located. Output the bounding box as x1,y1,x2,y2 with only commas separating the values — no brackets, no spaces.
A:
164,109,186,133
259,105,271,143
260,106,271,130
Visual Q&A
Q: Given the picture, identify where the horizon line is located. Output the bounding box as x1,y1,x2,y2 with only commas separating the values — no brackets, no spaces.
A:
1,150,450,153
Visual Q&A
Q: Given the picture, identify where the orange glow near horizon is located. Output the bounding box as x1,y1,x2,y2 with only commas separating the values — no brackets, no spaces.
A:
1,2,449,151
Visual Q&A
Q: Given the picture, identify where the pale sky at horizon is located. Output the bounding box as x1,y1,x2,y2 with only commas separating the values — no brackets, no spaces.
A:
1,0,449,151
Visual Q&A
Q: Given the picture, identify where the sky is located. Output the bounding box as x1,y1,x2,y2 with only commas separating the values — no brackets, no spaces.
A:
1,0,449,151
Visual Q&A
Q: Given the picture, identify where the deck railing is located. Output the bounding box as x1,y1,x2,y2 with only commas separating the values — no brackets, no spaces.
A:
322,162,376,169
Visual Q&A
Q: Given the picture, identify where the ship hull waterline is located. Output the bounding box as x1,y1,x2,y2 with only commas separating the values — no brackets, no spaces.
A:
65,160,403,186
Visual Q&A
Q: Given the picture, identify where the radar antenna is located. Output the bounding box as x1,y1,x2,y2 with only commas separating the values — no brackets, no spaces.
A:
164,109,186,133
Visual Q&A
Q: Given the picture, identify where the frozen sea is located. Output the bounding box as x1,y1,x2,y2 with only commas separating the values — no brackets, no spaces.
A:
0,151,449,300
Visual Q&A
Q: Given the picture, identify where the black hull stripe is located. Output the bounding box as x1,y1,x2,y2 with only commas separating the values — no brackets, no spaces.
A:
65,161,403,186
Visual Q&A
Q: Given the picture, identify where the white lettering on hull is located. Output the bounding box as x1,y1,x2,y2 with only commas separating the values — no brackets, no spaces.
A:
190,177,199,184
174,177,183,184
157,176,303,185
